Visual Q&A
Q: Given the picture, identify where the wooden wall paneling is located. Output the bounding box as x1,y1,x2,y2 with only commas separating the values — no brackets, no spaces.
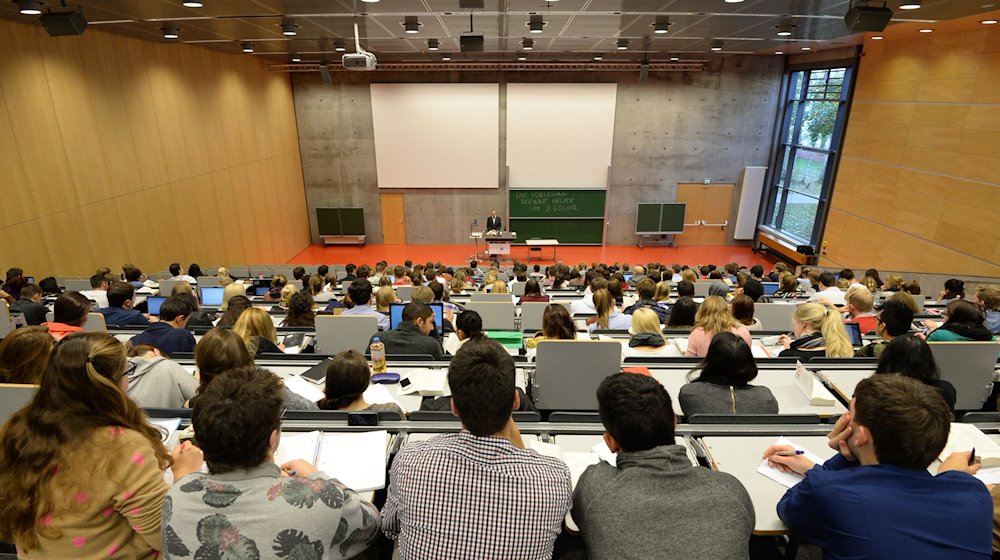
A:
0,22,78,216
246,159,277,262
142,184,183,269
285,152,311,250
0,83,36,229
171,177,208,264
81,30,143,199
142,41,192,183
208,168,247,266
168,46,211,179
272,155,297,259
78,199,131,271
191,47,227,174
114,195,159,274
215,69,243,167
115,34,169,190
227,164,263,263
0,221,51,277
37,208,94,275
233,57,262,162
195,172,226,266
36,30,114,207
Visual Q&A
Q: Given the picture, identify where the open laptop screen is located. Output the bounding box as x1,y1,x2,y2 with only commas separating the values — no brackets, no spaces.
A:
762,282,780,296
843,322,863,346
389,302,443,334
200,287,225,307
146,296,166,316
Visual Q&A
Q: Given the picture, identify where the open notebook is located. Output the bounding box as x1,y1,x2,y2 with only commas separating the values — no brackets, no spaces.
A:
275,430,391,492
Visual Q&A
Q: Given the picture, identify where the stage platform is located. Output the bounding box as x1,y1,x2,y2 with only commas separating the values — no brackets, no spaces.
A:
289,244,775,268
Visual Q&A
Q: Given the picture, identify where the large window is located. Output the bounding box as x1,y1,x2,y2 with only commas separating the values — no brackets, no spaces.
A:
762,66,852,245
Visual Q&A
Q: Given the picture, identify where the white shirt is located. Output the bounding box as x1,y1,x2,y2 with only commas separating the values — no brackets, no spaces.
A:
170,275,196,283
79,289,108,308
809,286,846,306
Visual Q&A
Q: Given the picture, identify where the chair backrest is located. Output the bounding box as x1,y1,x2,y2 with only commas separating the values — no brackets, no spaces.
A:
64,278,91,292
687,413,822,424
314,315,379,355
157,280,184,296
83,312,107,333
511,282,527,296
0,303,14,341
548,411,602,423
693,281,716,297
196,276,221,288
520,301,572,332
533,340,623,410
911,296,926,313
464,302,516,330
470,292,513,303
395,285,416,301
754,303,798,332
928,341,1000,410
0,383,39,425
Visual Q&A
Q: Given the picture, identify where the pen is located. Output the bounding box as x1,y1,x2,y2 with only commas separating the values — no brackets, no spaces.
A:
969,447,977,467
773,450,805,457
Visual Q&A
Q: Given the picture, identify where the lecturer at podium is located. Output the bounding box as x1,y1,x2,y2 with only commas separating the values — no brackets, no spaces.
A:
486,210,502,233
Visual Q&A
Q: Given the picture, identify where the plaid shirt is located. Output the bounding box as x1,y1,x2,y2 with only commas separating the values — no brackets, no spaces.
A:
383,431,572,560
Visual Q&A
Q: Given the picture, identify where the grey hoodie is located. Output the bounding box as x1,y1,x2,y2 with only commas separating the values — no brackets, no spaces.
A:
126,356,198,409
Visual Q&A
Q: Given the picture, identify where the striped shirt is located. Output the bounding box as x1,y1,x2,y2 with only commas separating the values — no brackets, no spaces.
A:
383,431,572,560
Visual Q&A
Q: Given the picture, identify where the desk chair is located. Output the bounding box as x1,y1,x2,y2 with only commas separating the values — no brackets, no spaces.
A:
754,303,798,332
929,341,1000,410
196,275,221,288
83,312,107,333
520,301,571,331
314,315,379,355
533,340,623,410
0,303,14,341
511,282,527,296
63,278,91,292
470,292,514,303
687,413,823,424
693,281,716,297
548,411,602,423
157,280,185,295
395,285,416,301
959,412,1000,423
465,301,516,330
0,384,38,425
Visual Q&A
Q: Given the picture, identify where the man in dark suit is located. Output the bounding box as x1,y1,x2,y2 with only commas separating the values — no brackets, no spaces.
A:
486,210,502,232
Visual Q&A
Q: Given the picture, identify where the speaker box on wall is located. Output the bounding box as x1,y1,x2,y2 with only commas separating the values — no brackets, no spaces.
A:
843,4,892,32
796,245,816,256
460,35,485,52
40,11,88,36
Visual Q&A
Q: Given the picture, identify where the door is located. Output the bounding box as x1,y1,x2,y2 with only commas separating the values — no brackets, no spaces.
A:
676,184,735,245
380,193,406,244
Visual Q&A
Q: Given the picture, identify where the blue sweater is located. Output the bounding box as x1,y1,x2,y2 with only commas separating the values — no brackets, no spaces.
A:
778,453,992,559
129,323,196,357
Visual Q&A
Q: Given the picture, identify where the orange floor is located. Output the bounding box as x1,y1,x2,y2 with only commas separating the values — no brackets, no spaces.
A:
288,244,775,268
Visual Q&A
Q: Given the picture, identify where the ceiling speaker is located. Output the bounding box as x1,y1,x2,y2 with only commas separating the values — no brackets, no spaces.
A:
459,0,485,8
460,35,484,52
40,11,88,36
844,4,892,32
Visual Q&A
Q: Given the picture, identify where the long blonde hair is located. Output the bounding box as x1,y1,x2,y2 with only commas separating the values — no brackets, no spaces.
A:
233,307,278,354
220,282,246,312
694,295,741,335
630,308,664,343
792,302,853,358
593,289,615,329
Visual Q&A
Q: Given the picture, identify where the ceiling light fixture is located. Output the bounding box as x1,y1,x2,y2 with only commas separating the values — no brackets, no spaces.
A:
710,39,724,52
161,25,179,39
281,21,298,36
776,19,795,37
528,14,545,33
404,15,420,34
518,54,527,61
17,0,42,15
724,0,744,3
653,17,670,34
899,1,921,9
981,19,999,24
441,54,451,61
334,39,346,52
669,54,680,61
775,51,784,55
241,42,254,53
593,54,603,60
616,38,629,50
522,38,534,50
918,28,933,32
291,53,302,62
801,46,811,50
427,38,439,50
181,0,203,7
361,0,379,2
871,35,885,39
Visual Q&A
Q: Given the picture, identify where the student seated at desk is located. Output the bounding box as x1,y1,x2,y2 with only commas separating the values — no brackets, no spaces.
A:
382,338,571,559
370,302,443,360
973,284,1000,336
573,372,754,560
875,335,956,411
764,375,990,560
623,278,669,323
936,278,966,304
130,296,196,357
164,366,381,559
9,284,47,326
193,327,316,410
332,279,390,331
924,300,995,342
622,309,672,358
216,295,251,328
279,292,315,328
665,296,697,331
518,278,550,304
318,349,405,416
219,282,247,314
855,299,912,358
526,303,579,351
99,281,151,327
587,289,631,333
842,287,878,334
773,272,804,299
125,343,198,409
233,307,284,356
731,294,763,331
778,302,853,359
679,332,778,417
44,291,92,341
685,295,751,357
443,309,483,355
0,333,204,558
0,326,52,384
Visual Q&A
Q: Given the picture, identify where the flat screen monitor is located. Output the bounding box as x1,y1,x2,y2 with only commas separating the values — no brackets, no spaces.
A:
762,282,780,296
26,276,34,285
255,286,270,296
253,278,271,288
843,322,863,347
146,296,166,316
200,287,224,307
389,302,443,334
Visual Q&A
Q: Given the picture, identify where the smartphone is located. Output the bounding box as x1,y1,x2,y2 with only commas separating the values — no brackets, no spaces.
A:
347,412,379,427
399,378,412,390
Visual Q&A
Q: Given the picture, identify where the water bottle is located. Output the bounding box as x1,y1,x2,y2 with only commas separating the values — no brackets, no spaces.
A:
370,336,386,374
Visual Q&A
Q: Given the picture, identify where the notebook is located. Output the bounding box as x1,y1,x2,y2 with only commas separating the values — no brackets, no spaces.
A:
939,423,1000,469
793,361,836,406
757,436,827,488
274,430,390,491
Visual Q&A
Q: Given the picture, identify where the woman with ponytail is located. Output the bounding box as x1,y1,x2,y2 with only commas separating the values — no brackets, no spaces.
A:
318,349,405,416
779,302,854,359
0,333,203,558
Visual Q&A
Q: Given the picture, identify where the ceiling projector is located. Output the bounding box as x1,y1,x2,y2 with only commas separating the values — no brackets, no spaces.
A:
342,21,377,70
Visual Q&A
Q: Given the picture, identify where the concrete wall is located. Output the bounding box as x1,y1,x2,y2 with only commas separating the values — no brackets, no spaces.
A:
292,55,783,245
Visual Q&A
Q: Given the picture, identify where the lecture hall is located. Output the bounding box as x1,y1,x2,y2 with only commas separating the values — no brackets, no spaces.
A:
1,1,999,559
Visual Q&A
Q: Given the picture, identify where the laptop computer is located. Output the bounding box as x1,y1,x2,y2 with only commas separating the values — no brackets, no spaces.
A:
255,286,270,296
762,282,780,296
147,296,167,316
389,302,443,334
0,384,39,425
199,287,225,307
843,322,863,347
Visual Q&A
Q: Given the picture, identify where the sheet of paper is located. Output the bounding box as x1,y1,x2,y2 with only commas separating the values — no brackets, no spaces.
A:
284,375,325,403
526,439,564,461
316,431,389,492
149,417,181,444
975,467,1000,485
673,338,689,354
751,343,772,358
940,423,1000,465
756,436,826,488
275,431,321,465
363,383,405,410
592,440,617,467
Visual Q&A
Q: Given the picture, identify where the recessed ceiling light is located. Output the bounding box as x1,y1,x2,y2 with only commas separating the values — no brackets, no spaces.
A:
441,54,451,61
522,38,534,50
710,40,724,52
334,39,346,52
801,46,811,51
528,14,545,33
616,39,629,50
403,16,420,34
241,42,254,53
653,17,670,34
981,19,999,25
593,54,603,60
518,54,527,61
775,51,784,55
291,54,302,62
724,0,744,3
427,38,439,51
918,28,934,33
899,0,921,8
669,54,680,61
182,0,203,7
361,0,379,2
871,35,885,40
161,24,179,39
776,19,795,37
17,0,43,15
281,21,298,36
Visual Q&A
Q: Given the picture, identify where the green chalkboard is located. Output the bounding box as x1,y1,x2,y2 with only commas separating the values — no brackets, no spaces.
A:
339,208,366,236
317,208,341,235
509,218,604,244
636,204,662,234
509,189,606,218
634,203,685,234
659,203,685,233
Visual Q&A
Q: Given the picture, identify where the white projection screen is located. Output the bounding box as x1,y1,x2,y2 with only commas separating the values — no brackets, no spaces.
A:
370,83,499,189
506,83,618,188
